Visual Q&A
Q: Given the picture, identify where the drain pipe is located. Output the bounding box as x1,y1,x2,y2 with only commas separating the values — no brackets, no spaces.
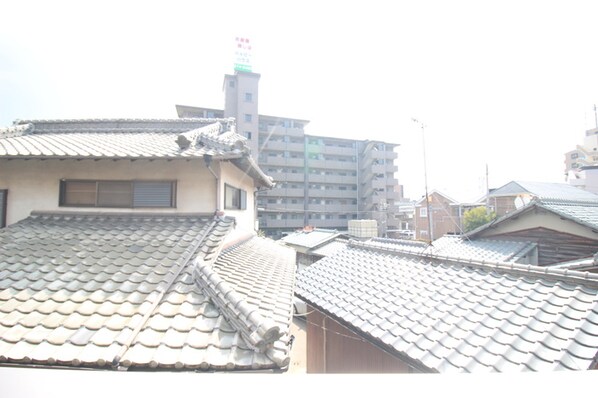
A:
204,154,220,212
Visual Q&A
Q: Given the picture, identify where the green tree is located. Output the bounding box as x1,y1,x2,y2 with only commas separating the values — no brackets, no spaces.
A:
462,206,496,232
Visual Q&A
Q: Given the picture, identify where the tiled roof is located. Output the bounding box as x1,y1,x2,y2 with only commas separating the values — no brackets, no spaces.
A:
310,238,350,257
0,212,295,371
296,239,598,372
467,198,598,238
489,181,598,202
281,229,343,250
366,237,429,254
426,236,536,263
0,118,273,188
549,256,598,273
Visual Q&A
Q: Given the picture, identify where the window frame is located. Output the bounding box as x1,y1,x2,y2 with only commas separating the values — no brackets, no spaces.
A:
59,179,177,208
224,183,247,210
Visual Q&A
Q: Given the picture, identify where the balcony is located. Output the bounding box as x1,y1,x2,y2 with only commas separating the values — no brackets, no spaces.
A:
306,174,356,184
268,172,305,183
307,174,327,183
371,164,386,174
260,125,304,138
386,178,399,186
320,145,355,156
259,141,305,153
372,179,385,189
308,189,358,199
258,187,305,197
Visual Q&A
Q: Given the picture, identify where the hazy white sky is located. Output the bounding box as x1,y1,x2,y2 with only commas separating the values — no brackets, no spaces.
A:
2,0,598,201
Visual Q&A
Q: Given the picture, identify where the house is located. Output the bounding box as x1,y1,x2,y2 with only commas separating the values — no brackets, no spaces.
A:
281,227,348,271
295,238,598,373
414,190,481,241
486,180,598,217
0,118,297,371
0,118,272,231
465,198,598,266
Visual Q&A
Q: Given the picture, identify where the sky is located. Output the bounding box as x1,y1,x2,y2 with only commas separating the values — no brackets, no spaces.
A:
2,0,598,202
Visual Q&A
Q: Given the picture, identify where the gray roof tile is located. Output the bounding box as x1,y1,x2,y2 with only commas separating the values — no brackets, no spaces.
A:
296,239,598,372
0,213,295,371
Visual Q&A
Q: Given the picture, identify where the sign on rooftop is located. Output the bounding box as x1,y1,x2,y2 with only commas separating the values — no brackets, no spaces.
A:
234,37,253,72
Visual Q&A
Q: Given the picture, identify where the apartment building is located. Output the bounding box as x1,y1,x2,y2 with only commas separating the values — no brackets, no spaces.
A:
176,70,401,238
565,127,598,193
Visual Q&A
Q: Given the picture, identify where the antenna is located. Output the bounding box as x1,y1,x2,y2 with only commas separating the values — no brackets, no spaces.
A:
594,104,597,129
412,118,433,243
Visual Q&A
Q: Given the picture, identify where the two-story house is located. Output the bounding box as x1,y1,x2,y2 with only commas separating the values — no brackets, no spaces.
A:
0,118,297,371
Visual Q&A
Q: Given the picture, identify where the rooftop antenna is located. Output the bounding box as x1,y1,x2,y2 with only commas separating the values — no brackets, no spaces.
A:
594,104,597,129
412,118,433,243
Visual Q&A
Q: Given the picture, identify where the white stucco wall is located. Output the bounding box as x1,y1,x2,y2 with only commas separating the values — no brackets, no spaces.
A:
0,158,259,233
218,160,257,234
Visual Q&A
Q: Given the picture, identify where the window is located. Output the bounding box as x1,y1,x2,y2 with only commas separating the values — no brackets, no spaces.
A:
244,131,252,139
245,92,253,102
229,81,235,88
59,180,176,208
420,207,428,217
224,184,247,210
244,114,252,122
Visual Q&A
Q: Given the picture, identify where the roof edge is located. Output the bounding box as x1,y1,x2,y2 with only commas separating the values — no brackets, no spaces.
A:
193,259,284,358
348,239,598,289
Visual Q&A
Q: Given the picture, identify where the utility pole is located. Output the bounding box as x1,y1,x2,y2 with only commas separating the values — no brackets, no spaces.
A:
412,118,432,243
486,163,490,216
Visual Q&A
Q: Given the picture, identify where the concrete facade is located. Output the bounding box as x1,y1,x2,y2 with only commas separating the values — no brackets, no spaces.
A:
176,71,402,239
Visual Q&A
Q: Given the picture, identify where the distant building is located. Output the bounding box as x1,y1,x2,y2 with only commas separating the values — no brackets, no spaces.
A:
564,127,598,194
565,127,598,174
176,70,402,239
486,180,598,217
414,190,481,241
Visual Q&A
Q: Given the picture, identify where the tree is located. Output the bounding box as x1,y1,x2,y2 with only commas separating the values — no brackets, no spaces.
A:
462,206,496,232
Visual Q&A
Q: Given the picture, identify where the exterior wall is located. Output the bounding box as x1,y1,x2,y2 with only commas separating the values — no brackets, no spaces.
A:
306,307,413,373
224,72,260,156
0,158,258,233
415,193,461,241
476,208,598,242
489,196,520,217
219,161,257,233
483,228,598,265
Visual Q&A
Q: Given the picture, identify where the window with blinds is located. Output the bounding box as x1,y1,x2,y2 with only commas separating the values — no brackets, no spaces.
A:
60,180,176,208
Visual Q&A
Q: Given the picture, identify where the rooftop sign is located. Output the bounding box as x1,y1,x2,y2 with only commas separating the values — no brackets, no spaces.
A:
234,37,252,72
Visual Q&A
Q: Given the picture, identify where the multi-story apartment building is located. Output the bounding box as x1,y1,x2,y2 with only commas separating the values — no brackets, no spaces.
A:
176,70,401,238
565,127,598,194
565,127,598,173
